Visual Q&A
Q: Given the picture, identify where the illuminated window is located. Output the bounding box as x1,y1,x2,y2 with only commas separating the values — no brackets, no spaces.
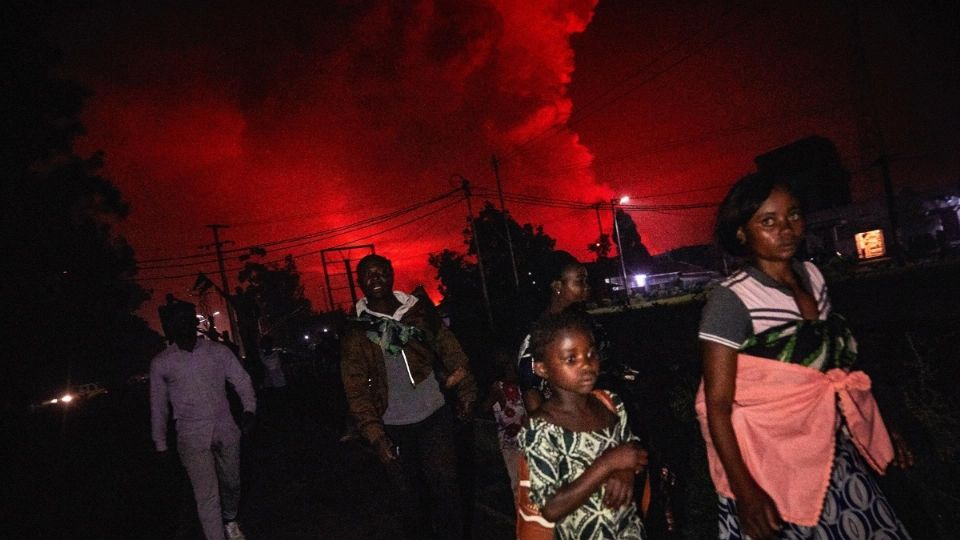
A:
855,229,886,260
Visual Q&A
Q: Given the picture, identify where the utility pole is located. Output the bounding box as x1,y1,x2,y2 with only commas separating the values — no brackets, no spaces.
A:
594,203,604,239
460,177,495,328
611,201,630,305
203,224,242,355
490,155,519,289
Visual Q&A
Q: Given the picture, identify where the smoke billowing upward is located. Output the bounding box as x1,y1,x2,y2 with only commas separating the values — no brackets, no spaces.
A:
53,0,609,311
45,0,960,322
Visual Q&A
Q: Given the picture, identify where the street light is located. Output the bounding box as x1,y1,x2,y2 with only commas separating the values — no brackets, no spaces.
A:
611,196,630,304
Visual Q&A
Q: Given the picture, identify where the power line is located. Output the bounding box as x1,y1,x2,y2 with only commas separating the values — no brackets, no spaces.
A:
472,187,719,212
129,195,464,283
135,188,461,269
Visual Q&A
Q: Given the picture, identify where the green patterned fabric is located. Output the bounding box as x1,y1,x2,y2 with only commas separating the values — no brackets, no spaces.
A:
353,312,425,355
740,312,857,372
519,392,646,540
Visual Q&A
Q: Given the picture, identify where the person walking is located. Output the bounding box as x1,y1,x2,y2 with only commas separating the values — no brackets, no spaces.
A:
340,254,477,539
696,172,912,539
151,300,257,540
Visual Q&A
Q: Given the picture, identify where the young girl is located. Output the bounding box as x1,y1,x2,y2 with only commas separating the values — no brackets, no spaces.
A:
519,310,648,539
518,250,592,413
697,172,912,539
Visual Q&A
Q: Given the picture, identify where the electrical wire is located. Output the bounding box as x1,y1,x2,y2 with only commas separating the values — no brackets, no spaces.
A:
129,195,464,282
135,188,461,269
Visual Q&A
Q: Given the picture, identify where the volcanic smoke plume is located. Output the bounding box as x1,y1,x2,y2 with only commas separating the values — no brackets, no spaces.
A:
56,0,608,309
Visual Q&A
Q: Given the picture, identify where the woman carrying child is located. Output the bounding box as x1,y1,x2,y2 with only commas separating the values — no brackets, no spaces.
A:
518,251,593,413
696,172,912,539
519,310,648,539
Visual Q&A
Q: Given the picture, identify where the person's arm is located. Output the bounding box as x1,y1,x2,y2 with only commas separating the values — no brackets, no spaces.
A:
602,393,646,510
538,442,646,522
222,346,256,414
149,359,170,452
340,332,388,446
702,340,781,540
522,388,544,413
432,324,477,416
517,338,544,412
478,382,503,414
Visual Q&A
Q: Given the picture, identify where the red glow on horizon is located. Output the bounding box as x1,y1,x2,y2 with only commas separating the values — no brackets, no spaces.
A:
48,0,957,329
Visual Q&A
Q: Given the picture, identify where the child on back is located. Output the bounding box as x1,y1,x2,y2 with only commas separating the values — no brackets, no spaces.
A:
518,310,648,539
481,349,527,496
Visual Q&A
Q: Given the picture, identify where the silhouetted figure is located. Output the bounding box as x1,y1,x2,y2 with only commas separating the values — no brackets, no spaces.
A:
151,301,257,540
219,330,241,359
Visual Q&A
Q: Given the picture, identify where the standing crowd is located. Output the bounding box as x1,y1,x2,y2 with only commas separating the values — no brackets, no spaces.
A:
150,171,913,539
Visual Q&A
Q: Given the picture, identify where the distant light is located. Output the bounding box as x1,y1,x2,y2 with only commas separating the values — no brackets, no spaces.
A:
619,195,630,204
50,398,59,404
303,334,310,340
633,274,647,287
322,327,329,333
60,394,74,403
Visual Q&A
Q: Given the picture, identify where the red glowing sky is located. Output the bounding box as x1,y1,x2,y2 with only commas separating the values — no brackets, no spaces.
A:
46,1,958,325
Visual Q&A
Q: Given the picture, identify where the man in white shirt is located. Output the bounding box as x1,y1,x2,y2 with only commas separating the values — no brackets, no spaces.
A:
151,300,256,540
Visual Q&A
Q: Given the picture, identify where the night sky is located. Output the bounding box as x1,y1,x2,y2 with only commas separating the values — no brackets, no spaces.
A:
44,0,959,323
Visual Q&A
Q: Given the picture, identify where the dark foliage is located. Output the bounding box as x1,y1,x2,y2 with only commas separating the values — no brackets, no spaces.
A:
1,10,158,409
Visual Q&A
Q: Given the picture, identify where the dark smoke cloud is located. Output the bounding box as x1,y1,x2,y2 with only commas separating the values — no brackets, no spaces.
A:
45,0,960,324
50,0,608,316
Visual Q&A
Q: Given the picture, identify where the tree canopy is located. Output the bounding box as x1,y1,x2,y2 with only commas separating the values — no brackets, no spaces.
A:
429,202,557,347
1,18,158,409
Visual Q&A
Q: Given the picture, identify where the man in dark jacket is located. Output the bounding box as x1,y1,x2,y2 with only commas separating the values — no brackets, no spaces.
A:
341,254,477,539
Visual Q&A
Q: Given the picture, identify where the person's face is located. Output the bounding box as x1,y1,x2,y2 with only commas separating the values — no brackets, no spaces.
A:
553,265,589,306
358,260,394,300
166,311,198,344
738,186,804,263
534,327,599,395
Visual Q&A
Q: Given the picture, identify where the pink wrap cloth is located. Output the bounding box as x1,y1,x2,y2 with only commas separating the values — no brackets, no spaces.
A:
695,354,894,526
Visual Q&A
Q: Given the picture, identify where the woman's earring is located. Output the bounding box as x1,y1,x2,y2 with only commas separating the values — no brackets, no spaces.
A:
555,288,560,295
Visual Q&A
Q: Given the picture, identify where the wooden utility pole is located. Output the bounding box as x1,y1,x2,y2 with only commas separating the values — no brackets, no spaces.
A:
203,224,242,355
490,155,519,289
460,177,494,328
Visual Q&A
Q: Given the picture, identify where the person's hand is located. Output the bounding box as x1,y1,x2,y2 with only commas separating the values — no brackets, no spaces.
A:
374,435,398,465
241,411,256,436
456,397,475,421
890,430,914,469
602,469,636,509
600,442,648,474
735,481,782,540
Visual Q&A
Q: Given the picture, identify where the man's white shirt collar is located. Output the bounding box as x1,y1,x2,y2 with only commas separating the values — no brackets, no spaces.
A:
356,291,418,321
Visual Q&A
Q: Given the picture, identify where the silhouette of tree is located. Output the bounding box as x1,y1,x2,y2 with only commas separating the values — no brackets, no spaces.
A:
613,209,653,272
237,254,313,347
587,233,612,259
1,14,158,408
429,202,557,343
